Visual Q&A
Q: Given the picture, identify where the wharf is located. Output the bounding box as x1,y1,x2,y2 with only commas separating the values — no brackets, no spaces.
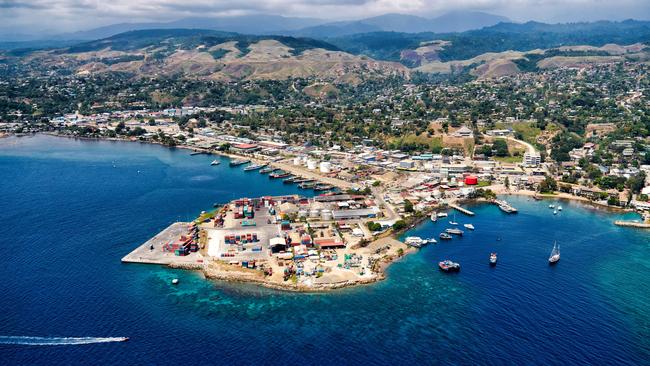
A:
121,222,204,267
614,220,650,229
449,204,475,216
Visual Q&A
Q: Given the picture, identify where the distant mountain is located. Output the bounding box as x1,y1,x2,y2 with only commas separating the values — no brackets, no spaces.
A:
326,19,650,63
51,15,327,41
289,11,510,38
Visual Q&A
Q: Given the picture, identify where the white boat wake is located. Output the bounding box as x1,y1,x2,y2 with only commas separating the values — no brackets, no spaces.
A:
0,336,128,346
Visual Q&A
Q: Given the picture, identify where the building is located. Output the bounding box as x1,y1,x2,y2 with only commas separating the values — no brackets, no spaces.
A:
453,126,474,138
523,152,541,167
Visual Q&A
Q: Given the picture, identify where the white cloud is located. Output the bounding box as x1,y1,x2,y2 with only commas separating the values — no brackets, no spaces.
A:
1,0,648,35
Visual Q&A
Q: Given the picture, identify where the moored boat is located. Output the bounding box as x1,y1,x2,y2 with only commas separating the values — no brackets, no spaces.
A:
463,223,475,230
438,260,460,272
259,167,274,174
283,176,297,184
489,253,497,266
244,163,267,171
548,242,560,264
445,228,464,236
270,171,290,179
405,236,425,248
229,158,250,167
314,184,333,191
431,213,438,222
439,233,452,240
299,182,316,189
437,212,448,218
210,159,220,166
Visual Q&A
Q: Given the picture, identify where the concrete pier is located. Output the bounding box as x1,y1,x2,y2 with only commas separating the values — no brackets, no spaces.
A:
449,204,475,216
614,220,650,229
121,222,204,266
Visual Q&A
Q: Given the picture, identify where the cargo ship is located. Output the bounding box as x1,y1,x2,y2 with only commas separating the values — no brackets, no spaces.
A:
439,260,460,272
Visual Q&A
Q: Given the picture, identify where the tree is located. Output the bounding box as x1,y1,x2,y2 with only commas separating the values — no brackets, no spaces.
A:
366,221,383,232
392,220,407,231
504,176,510,189
403,199,414,213
492,139,509,157
627,172,646,194
539,176,557,193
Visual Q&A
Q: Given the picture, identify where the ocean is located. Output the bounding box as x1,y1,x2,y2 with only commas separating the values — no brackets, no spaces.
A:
0,134,648,365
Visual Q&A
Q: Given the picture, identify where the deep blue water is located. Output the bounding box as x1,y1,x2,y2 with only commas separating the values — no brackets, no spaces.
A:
0,134,649,365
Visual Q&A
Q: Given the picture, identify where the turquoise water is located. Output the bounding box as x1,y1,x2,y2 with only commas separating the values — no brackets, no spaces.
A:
0,134,648,365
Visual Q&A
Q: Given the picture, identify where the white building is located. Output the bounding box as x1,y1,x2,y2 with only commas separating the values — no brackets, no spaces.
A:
523,152,541,167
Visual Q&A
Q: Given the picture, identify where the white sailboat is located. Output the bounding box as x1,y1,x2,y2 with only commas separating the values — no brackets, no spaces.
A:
548,242,560,264
449,213,459,226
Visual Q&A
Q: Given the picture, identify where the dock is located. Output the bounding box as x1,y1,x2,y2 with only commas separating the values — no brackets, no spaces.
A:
121,222,204,267
449,204,475,216
614,220,650,229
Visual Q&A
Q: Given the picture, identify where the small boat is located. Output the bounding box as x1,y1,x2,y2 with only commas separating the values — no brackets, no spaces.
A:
553,210,558,215
437,212,448,218
259,167,274,174
122,337,130,342
314,184,333,191
244,163,267,171
446,228,464,236
299,182,316,189
558,206,563,211
439,260,460,272
549,204,555,209
489,253,498,266
283,176,297,184
463,223,475,230
270,171,290,179
431,213,438,222
405,236,425,248
210,160,220,166
171,278,179,285
229,159,250,167
439,233,452,240
427,238,438,244
548,242,560,264
498,200,518,214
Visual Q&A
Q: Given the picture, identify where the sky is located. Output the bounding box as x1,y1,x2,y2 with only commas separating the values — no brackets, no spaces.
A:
1,0,649,36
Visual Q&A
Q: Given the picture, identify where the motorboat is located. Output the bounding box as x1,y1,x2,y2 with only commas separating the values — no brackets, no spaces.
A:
172,278,179,285
445,228,464,236
463,223,475,230
210,160,220,166
489,253,497,266
431,213,438,222
439,233,452,240
438,260,460,272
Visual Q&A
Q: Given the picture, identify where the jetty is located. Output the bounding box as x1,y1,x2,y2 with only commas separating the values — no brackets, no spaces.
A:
121,222,204,267
614,220,650,229
449,204,475,216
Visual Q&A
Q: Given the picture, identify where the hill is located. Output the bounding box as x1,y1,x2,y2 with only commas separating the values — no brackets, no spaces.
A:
12,29,407,83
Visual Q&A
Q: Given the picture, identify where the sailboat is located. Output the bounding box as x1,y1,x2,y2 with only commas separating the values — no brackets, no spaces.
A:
548,242,560,264
449,213,459,226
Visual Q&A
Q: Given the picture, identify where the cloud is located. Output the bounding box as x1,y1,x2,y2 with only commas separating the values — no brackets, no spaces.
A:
1,0,649,36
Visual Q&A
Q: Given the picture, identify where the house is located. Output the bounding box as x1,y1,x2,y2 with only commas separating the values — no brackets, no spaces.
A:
453,126,474,138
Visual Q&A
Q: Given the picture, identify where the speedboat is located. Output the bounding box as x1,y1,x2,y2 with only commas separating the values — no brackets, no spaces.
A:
463,223,475,230
427,238,438,244
171,278,179,285
489,253,497,266
439,233,452,240
439,260,460,272
437,212,448,218
210,160,220,166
